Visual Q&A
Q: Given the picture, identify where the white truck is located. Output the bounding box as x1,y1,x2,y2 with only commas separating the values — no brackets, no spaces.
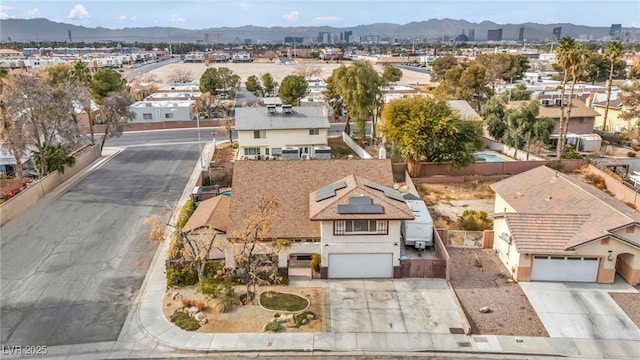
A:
401,196,434,250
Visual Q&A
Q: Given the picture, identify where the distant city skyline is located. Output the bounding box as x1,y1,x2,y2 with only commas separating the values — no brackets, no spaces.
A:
1,1,638,30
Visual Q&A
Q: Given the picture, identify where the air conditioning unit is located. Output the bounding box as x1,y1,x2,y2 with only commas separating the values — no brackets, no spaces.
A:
555,98,563,107
540,99,551,107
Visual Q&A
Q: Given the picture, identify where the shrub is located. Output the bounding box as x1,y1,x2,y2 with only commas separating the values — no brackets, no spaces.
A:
457,210,493,231
310,253,321,273
202,176,212,186
176,199,195,229
198,278,222,298
290,311,317,328
560,145,583,160
166,262,198,287
584,173,607,190
627,151,637,158
264,320,282,332
170,311,200,331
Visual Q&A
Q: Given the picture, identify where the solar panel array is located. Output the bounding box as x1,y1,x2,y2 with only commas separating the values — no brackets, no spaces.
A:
363,181,405,202
315,181,347,202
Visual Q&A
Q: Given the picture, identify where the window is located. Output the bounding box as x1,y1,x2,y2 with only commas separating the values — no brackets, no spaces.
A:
165,113,173,119
143,113,152,120
253,130,266,139
271,148,282,156
334,220,388,235
309,128,319,135
244,148,260,156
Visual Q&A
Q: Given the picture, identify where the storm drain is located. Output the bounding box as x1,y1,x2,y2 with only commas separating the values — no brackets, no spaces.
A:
449,327,465,334
457,342,472,348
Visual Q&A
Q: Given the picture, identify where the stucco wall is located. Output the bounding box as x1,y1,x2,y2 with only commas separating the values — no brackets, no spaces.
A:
237,128,328,158
319,220,402,267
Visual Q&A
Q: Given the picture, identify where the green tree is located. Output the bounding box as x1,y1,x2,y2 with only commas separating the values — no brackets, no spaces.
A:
503,101,555,158
324,65,348,131
245,75,263,97
278,74,308,106
500,83,532,102
555,37,588,157
602,41,623,131
199,67,240,97
475,53,512,91
430,55,458,82
481,96,508,140
68,60,97,144
382,64,403,84
31,143,76,175
90,68,126,105
380,96,483,176
68,59,92,84
630,65,640,80
44,64,72,85
619,81,640,126
261,73,277,97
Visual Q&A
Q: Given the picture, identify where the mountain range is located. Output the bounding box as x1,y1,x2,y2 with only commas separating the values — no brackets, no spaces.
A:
1,18,636,43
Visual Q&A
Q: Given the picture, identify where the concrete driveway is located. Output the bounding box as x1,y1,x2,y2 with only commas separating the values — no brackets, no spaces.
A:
520,279,640,340
328,279,465,334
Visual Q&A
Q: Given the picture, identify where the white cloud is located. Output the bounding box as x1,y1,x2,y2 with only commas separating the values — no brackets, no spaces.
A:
68,4,90,20
130,16,137,21
1,5,13,19
282,10,299,22
310,16,342,25
25,8,41,18
231,2,253,11
117,15,127,20
170,15,185,23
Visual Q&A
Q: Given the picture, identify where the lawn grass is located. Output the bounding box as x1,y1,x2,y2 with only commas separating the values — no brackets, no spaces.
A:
259,291,309,312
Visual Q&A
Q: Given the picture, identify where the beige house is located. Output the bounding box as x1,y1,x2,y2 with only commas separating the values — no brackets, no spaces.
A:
491,166,640,285
227,159,413,278
592,99,632,132
507,99,600,136
234,105,330,160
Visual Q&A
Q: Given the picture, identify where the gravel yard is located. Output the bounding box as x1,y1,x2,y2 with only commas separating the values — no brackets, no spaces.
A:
449,248,548,337
610,287,640,328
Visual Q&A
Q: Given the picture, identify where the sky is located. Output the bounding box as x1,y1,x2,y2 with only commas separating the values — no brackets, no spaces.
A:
1,0,638,29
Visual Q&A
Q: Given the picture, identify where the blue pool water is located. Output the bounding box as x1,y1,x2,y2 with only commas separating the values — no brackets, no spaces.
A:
474,153,506,162
222,190,232,196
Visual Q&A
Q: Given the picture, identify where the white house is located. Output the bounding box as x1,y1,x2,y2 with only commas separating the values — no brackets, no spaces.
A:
234,105,330,160
128,100,193,123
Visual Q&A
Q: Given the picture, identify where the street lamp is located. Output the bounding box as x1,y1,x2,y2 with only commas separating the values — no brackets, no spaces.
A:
196,113,205,170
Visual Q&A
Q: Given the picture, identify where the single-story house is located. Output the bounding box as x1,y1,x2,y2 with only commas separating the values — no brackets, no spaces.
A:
226,159,414,278
491,166,640,284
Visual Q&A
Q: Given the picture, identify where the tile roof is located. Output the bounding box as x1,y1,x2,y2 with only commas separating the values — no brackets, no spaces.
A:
447,100,482,121
491,166,640,252
507,99,600,119
309,175,414,221
182,195,230,233
229,159,394,239
504,213,591,253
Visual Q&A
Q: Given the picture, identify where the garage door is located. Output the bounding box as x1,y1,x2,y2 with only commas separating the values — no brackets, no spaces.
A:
328,253,393,278
531,256,599,282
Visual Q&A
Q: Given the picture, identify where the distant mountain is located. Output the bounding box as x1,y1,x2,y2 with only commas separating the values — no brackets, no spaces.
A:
1,18,636,43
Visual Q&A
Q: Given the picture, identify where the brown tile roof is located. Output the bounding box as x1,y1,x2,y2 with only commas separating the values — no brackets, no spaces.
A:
182,195,230,233
309,175,414,221
491,166,640,252
504,213,591,253
229,159,394,239
507,99,600,119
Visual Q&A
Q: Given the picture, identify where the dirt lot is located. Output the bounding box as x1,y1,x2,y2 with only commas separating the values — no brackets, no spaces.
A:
146,60,432,87
417,182,496,228
610,289,640,329
163,285,324,333
449,248,549,337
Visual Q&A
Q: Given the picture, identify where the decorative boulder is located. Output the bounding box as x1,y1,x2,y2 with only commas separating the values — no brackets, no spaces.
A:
195,312,207,322
479,306,492,313
306,313,316,320
187,306,199,317
301,318,309,325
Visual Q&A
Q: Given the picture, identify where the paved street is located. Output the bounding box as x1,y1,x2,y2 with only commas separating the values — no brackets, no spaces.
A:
0,144,198,346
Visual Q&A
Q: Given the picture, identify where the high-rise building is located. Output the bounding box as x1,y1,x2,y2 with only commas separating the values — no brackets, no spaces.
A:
464,29,475,41
610,24,622,39
487,28,503,41
343,31,353,43
518,27,525,42
552,27,562,41
204,33,224,44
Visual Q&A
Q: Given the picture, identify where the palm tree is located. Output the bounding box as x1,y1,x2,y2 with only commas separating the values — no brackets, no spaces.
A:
555,37,587,157
602,41,622,132
69,60,96,144
0,68,25,178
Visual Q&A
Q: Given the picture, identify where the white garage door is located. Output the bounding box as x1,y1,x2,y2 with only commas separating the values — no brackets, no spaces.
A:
531,256,599,282
328,253,393,278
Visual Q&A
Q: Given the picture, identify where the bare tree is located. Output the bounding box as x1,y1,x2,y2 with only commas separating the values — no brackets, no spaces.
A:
145,216,222,283
4,70,80,176
293,63,322,79
168,68,194,84
127,73,160,101
228,198,286,304
0,68,25,178
99,90,136,150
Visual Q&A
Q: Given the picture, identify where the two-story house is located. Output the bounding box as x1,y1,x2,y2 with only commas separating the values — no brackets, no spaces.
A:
235,104,331,160
226,159,414,279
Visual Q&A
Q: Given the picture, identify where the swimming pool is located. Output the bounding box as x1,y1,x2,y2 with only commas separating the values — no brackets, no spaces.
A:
474,152,506,162
221,190,232,196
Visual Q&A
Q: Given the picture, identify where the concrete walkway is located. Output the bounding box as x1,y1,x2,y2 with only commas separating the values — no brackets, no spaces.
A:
5,143,640,359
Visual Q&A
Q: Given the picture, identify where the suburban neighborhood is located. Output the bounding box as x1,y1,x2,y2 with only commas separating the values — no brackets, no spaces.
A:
1,3,640,359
